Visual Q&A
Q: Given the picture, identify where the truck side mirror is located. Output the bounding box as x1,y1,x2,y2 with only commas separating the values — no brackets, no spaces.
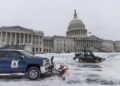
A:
20,55,24,60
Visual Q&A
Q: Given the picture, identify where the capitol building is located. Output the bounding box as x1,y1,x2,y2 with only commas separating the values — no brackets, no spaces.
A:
0,10,120,53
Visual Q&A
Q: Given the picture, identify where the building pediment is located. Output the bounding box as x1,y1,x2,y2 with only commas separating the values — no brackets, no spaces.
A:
0,26,34,34
89,35,102,40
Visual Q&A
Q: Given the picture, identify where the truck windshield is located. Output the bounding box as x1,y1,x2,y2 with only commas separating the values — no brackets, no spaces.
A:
21,51,34,57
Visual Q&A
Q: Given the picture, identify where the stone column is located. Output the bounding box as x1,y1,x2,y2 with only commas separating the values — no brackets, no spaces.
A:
90,41,92,47
19,33,21,45
10,32,12,45
41,36,44,53
89,41,90,47
94,40,96,47
34,35,36,53
39,36,41,46
5,32,8,44
93,41,95,47
90,40,91,47
28,34,31,44
34,35,36,46
27,34,29,45
26,34,28,45
20,33,22,44
14,33,16,45
31,34,33,45
96,41,97,47
94,41,95,47
95,41,97,47
87,40,89,48
87,40,88,47
0,32,2,43
23,33,25,45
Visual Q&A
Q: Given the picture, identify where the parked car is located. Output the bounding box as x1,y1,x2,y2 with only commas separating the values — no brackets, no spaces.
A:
0,49,51,80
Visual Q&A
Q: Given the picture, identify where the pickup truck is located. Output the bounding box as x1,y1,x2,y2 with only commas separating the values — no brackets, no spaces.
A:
0,49,51,80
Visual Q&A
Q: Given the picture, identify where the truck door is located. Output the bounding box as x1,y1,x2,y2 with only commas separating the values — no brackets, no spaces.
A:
0,51,11,73
8,51,26,73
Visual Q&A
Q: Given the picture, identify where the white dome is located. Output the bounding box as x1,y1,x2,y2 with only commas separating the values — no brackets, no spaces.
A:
69,17,83,25
66,10,87,37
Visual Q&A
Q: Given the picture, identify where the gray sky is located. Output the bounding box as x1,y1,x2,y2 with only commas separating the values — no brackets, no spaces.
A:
0,0,120,40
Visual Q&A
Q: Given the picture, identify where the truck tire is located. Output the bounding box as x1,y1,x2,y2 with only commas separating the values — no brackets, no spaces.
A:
95,59,100,63
79,59,83,63
27,67,40,80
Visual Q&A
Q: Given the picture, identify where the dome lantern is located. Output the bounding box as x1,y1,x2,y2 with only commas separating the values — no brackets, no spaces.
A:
74,9,77,18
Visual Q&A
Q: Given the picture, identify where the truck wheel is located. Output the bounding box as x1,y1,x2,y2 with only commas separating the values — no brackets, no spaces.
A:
79,59,83,63
95,59,100,63
27,67,40,80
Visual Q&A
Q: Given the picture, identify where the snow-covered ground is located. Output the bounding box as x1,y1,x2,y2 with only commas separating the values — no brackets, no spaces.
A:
0,52,120,86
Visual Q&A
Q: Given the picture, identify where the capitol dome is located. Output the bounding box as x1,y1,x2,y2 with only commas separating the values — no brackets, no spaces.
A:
66,10,87,37
69,17,83,25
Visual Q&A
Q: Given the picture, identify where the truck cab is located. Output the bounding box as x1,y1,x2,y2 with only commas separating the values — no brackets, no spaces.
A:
0,49,50,80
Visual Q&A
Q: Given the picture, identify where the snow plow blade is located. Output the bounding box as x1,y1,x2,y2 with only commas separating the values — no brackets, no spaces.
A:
78,57,105,63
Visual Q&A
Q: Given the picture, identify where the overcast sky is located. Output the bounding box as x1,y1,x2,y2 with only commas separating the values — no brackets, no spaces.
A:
0,0,120,40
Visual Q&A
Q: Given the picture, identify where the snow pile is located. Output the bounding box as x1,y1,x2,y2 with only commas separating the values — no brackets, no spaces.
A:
100,53,120,81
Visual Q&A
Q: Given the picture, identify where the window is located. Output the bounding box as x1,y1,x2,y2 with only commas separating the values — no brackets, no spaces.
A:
10,51,22,59
32,48,34,52
36,48,38,52
39,48,41,52
0,51,8,58
64,44,66,47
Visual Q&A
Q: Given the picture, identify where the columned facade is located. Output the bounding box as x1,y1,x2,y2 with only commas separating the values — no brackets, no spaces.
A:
74,37,102,52
53,36,75,53
43,36,53,53
30,31,44,53
0,32,34,46
0,26,44,53
114,41,120,52
101,40,115,52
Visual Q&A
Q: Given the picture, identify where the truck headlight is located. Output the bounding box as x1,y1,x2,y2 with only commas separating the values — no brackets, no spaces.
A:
43,59,50,66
